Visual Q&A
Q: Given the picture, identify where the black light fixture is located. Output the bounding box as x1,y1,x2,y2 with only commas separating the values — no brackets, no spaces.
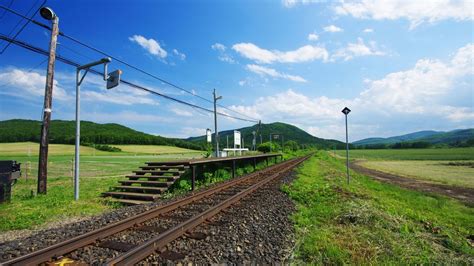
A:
40,7,56,21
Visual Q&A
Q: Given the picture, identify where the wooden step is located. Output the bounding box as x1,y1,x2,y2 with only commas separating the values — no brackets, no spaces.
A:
126,175,179,181
133,170,184,175
146,162,188,166
139,166,186,170
102,191,159,200
114,186,166,193
119,180,173,187
107,198,151,205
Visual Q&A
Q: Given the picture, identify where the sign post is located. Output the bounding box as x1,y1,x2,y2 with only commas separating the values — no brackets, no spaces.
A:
342,107,351,184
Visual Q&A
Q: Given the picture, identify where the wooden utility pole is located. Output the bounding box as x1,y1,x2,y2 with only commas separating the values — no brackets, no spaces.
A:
37,14,59,194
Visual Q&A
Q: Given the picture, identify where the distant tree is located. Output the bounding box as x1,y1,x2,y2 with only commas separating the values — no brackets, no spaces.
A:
257,142,280,153
284,140,299,151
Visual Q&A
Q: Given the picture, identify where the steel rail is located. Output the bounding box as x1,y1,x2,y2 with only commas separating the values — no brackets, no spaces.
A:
107,155,310,265
2,157,302,266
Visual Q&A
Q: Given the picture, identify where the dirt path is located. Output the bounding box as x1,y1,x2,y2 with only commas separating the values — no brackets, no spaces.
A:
351,162,474,206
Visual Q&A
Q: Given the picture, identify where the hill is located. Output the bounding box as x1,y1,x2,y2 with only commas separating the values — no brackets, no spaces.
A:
354,129,474,147
187,122,344,149
354,130,442,146
0,119,201,150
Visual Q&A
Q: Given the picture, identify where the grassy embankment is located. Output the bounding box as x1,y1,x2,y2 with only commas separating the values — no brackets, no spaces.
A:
284,151,474,264
0,142,295,232
334,148,474,188
0,142,202,232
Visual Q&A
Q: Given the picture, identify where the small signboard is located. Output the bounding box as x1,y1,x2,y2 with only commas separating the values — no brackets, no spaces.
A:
273,134,280,140
106,70,122,90
234,131,241,146
206,129,212,143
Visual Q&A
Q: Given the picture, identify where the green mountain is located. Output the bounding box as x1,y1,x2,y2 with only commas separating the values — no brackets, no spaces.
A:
0,119,201,150
354,130,442,145
187,122,345,149
354,129,474,147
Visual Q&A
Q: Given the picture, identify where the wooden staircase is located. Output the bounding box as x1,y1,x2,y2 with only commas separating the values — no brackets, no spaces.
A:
103,162,189,205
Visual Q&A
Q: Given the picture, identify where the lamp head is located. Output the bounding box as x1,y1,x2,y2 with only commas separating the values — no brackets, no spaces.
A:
40,7,56,20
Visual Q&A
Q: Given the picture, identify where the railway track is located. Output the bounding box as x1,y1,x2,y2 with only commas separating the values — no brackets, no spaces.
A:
2,155,310,265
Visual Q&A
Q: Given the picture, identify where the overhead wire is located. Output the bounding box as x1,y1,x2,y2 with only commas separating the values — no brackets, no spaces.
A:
0,4,259,122
0,0,14,20
0,34,259,123
0,0,45,54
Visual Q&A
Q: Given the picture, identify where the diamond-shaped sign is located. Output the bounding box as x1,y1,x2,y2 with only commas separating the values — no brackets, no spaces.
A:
342,107,351,115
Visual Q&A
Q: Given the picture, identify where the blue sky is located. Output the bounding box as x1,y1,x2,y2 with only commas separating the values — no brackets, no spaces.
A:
0,0,472,141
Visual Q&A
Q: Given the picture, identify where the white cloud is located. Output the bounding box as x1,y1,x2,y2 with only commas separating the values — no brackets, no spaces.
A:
211,43,236,63
332,38,385,61
360,43,473,115
307,33,319,41
218,54,235,63
129,35,167,58
0,68,71,101
228,43,474,140
172,49,186,60
334,0,474,29
283,0,324,8
363,28,374,33
232,43,329,64
323,25,343,32
82,86,159,106
211,43,226,52
238,80,246,86
171,107,193,117
246,64,307,82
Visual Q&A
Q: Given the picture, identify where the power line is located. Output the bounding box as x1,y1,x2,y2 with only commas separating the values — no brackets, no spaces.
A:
0,4,259,122
0,33,259,123
0,0,14,20
0,0,45,54
0,56,48,89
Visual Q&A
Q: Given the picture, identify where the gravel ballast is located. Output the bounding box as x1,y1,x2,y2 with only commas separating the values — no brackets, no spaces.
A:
143,172,297,264
0,171,297,264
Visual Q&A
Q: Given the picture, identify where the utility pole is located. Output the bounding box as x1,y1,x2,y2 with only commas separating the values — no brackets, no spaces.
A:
213,89,222,157
37,7,59,194
342,107,351,184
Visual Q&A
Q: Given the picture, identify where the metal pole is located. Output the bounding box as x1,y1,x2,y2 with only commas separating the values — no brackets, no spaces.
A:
191,165,196,191
345,114,349,184
213,89,219,157
37,15,59,194
74,69,81,201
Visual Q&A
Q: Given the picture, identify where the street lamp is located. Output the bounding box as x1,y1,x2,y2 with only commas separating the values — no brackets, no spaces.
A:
213,89,222,157
37,7,59,195
74,58,122,200
342,107,351,184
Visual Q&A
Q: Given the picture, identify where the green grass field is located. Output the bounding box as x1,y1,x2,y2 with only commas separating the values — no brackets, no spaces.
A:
334,147,474,160
0,142,203,231
284,152,474,264
359,160,474,188
333,148,474,188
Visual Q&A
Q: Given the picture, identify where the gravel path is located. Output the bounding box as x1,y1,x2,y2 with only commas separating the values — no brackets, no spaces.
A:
0,171,297,264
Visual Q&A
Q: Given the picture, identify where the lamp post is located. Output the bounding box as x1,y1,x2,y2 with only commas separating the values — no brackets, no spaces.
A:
74,58,121,200
342,107,351,184
37,7,58,195
213,89,222,157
